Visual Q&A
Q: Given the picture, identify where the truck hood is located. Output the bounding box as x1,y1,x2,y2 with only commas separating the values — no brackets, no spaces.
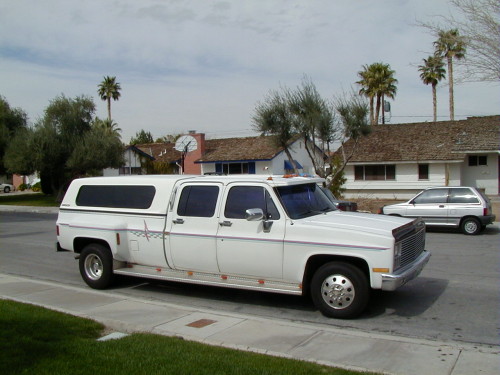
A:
296,210,414,237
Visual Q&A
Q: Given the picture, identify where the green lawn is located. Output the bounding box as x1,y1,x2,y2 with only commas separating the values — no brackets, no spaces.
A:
0,300,378,375
0,193,59,206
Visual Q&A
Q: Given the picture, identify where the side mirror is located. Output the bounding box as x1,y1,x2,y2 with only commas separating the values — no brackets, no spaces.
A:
245,208,264,221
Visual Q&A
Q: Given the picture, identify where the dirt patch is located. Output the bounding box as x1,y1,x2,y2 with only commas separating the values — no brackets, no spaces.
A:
354,198,405,214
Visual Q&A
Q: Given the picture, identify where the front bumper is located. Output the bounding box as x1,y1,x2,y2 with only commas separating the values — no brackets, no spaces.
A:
381,250,431,291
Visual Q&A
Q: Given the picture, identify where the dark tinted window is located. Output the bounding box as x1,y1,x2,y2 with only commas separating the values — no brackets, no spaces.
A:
276,183,335,219
177,185,219,217
412,189,448,204
224,186,280,220
449,188,480,204
76,185,156,209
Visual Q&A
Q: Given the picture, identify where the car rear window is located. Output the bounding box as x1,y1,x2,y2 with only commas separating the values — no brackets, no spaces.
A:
448,188,480,204
76,185,156,209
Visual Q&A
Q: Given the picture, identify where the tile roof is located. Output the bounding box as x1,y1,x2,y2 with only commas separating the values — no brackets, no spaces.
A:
197,135,286,162
340,115,499,163
133,143,181,163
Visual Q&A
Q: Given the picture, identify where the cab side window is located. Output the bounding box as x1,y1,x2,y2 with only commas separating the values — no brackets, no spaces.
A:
413,189,448,204
224,186,280,220
177,185,219,217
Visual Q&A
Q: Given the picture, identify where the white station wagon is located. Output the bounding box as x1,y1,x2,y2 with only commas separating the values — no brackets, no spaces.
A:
57,175,430,319
380,186,496,235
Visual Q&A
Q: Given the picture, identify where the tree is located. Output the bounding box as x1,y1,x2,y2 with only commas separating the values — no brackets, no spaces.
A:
253,79,370,194
288,77,335,176
330,92,370,192
419,0,499,82
356,63,398,125
252,88,299,173
434,29,466,121
92,117,122,138
418,55,447,122
97,76,121,121
130,129,154,145
0,96,28,175
5,95,124,198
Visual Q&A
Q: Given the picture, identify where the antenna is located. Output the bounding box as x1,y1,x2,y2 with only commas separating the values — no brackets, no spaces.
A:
174,135,198,174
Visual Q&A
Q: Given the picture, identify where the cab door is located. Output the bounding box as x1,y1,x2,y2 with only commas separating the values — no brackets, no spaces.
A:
167,183,222,273
216,184,285,279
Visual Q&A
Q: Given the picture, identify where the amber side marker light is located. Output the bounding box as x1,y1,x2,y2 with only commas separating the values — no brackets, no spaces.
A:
373,268,390,273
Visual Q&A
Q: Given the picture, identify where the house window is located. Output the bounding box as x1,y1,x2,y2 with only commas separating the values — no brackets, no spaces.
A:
354,165,396,181
418,164,429,180
119,167,142,175
216,162,256,174
468,155,487,166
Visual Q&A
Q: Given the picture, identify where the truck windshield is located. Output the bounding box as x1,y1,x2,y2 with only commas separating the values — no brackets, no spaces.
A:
275,183,336,219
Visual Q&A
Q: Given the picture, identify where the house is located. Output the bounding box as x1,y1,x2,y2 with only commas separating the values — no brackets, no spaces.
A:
103,143,181,176
196,135,318,175
339,115,499,199
104,132,320,177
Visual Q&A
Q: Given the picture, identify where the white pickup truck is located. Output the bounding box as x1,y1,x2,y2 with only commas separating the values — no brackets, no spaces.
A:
56,175,430,319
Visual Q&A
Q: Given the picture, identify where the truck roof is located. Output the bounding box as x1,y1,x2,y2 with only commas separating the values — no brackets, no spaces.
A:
71,174,325,187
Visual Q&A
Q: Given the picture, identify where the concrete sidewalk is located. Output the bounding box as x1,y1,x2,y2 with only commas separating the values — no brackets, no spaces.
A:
1,273,498,375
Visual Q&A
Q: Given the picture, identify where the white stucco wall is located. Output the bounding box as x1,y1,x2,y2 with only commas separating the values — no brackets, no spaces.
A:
343,161,464,200
103,148,144,176
461,153,499,195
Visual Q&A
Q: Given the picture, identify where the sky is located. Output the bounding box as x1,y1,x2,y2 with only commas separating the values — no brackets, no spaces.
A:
1,0,498,143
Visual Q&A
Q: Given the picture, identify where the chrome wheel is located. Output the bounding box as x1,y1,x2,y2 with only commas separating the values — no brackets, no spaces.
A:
84,253,104,281
320,274,355,310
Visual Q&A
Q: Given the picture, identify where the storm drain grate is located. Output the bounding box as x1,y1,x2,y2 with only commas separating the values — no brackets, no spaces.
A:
186,319,217,328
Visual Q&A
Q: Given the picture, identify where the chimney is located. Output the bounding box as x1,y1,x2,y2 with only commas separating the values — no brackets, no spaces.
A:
183,132,205,174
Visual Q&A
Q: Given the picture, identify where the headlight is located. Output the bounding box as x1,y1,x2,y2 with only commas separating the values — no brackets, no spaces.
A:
394,242,402,270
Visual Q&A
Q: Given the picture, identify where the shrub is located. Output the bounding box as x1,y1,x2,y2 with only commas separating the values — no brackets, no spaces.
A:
31,182,42,192
18,183,29,191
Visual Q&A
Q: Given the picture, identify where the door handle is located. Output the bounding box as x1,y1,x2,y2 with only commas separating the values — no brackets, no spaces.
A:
439,205,445,208
173,218,184,224
219,221,232,227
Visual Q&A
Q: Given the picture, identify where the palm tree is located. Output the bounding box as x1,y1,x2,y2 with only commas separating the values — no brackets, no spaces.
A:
97,76,121,121
418,56,446,122
434,29,466,121
356,65,377,125
357,63,397,125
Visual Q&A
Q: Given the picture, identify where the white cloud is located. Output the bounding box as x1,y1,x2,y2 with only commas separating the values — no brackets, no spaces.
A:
0,0,498,143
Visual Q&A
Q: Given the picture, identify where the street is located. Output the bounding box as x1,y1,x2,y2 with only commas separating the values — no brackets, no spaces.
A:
0,211,498,347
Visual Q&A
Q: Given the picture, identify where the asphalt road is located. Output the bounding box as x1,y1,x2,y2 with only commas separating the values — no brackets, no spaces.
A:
0,211,498,347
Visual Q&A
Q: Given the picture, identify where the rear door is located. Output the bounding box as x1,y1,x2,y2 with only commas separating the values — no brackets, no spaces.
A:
167,183,222,273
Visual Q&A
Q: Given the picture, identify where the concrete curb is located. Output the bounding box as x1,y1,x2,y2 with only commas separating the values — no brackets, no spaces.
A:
1,273,498,375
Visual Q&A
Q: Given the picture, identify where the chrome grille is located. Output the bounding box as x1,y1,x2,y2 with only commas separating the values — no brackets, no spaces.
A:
397,227,426,270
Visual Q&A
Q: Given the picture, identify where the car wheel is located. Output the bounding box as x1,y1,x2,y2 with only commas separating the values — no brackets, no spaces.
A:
461,217,481,235
3,186,10,193
79,244,114,289
310,262,369,319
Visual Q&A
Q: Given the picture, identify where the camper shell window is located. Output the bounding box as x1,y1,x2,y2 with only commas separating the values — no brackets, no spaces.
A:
76,185,156,209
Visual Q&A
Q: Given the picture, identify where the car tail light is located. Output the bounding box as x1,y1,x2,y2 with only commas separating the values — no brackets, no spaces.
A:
484,207,490,216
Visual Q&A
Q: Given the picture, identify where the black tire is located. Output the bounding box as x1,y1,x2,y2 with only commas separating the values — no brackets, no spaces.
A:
461,217,481,235
79,244,114,289
310,262,369,319
3,186,10,193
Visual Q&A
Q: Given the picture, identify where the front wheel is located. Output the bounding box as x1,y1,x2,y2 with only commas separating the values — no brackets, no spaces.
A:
310,262,369,319
461,217,481,235
79,244,114,289
3,186,10,193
